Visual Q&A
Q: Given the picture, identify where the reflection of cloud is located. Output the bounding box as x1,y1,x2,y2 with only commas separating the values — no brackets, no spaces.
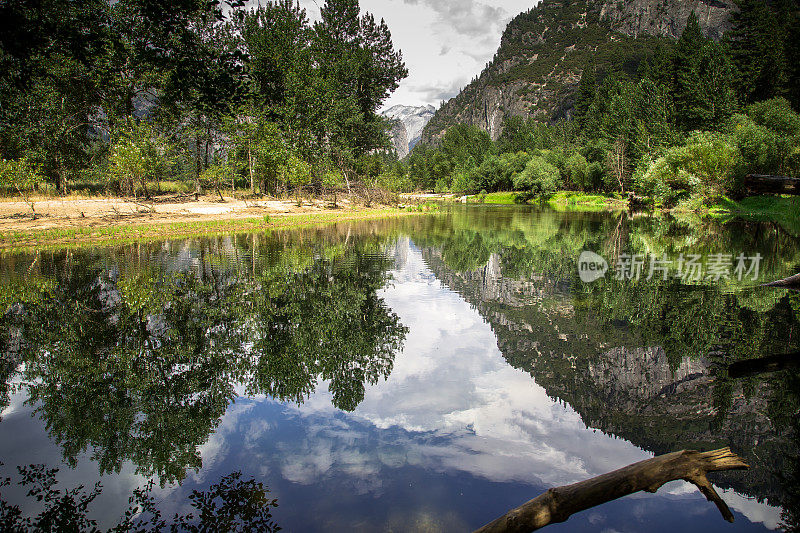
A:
720,488,782,530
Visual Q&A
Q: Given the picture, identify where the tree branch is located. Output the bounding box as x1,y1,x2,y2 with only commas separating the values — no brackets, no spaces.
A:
475,448,748,533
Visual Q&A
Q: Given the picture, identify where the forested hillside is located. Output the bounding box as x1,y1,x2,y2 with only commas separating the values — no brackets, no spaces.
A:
392,0,800,213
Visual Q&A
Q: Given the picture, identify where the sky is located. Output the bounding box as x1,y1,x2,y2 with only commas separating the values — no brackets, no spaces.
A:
293,0,539,110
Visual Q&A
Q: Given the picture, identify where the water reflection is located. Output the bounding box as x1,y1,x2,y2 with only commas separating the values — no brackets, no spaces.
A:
0,208,798,531
1,233,407,484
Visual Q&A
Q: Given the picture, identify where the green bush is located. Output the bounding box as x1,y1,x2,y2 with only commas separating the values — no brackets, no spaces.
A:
564,153,589,190
727,114,783,175
451,169,477,194
745,98,800,137
726,100,800,177
513,155,561,199
200,163,237,199
434,177,450,193
0,157,42,193
376,172,412,192
634,132,739,206
107,120,174,197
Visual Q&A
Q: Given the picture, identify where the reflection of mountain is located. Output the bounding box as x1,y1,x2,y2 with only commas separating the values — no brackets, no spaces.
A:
420,247,796,507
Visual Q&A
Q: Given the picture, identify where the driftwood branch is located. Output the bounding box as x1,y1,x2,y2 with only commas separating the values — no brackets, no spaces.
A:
763,272,800,290
475,448,748,533
744,174,800,195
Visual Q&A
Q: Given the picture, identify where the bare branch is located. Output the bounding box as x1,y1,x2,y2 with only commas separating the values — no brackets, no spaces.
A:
475,448,749,533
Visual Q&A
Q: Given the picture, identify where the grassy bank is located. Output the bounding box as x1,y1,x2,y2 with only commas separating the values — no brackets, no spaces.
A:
711,195,800,235
0,208,421,253
463,191,628,211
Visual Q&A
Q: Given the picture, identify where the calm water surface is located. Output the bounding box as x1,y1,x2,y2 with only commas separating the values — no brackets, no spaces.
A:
1,206,799,531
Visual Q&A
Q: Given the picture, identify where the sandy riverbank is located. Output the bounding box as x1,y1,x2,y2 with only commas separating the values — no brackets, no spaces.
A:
0,194,415,250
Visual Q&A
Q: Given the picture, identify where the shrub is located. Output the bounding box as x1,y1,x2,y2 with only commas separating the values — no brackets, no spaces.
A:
727,114,783,175
434,177,450,193
451,169,477,194
0,157,44,216
200,163,237,200
107,120,174,197
564,153,589,190
634,132,739,206
745,98,800,137
727,101,800,177
513,155,561,199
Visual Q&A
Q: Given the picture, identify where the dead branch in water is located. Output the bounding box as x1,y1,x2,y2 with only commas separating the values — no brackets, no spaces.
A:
763,272,800,290
475,448,748,533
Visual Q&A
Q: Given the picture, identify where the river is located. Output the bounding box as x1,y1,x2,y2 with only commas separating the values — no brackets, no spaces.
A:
1,206,798,531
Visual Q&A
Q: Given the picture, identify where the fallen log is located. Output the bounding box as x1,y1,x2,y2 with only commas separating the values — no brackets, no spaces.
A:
743,174,800,196
727,351,800,379
475,448,748,533
763,272,800,289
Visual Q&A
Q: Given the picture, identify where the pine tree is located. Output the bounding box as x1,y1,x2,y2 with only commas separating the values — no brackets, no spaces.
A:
574,65,596,128
727,0,788,103
673,12,706,131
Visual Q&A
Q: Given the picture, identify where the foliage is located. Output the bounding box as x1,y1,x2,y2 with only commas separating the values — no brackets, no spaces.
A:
107,120,176,197
635,132,740,206
564,153,590,190
513,155,561,199
200,162,237,200
0,466,280,532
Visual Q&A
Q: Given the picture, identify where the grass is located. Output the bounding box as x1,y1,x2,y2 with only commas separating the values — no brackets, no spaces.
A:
464,191,627,210
711,195,800,236
0,208,419,253
546,191,628,211
480,192,520,204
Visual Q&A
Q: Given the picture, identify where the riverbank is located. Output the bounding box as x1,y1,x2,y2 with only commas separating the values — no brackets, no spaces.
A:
0,195,422,251
452,191,799,224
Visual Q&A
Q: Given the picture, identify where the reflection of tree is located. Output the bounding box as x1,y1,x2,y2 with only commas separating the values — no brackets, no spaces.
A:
775,370,800,531
0,465,279,532
248,250,406,411
0,235,406,484
23,271,243,483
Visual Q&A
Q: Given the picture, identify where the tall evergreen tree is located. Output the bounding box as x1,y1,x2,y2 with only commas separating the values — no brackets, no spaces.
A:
574,65,596,128
727,0,789,104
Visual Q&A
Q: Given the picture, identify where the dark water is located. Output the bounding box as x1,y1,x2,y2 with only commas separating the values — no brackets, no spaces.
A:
1,206,799,531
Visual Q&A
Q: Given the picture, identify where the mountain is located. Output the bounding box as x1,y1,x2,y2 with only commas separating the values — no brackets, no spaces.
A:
381,104,436,158
421,0,736,143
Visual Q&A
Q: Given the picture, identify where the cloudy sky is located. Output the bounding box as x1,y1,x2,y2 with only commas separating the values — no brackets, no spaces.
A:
294,0,539,110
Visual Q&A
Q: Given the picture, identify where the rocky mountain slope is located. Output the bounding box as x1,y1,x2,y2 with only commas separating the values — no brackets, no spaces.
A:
381,104,435,158
421,0,736,143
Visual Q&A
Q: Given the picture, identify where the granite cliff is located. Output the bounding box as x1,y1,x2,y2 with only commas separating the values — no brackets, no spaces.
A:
422,0,736,143
381,104,435,158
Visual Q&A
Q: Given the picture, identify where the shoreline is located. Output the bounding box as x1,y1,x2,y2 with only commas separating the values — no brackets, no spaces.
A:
0,195,422,252
3,190,797,252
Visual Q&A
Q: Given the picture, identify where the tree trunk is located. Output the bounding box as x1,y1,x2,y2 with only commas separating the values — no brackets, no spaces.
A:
475,448,748,533
248,142,255,195
744,174,800,196
195,137,202,195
